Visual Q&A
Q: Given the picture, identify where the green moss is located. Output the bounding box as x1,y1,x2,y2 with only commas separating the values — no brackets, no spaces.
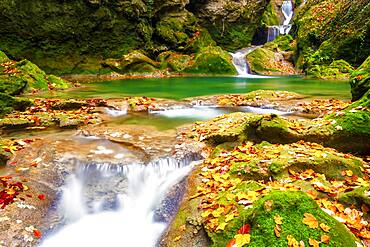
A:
294,0,369,71
0,51,10,63
350,56,370,101
208,191,357,247
103,50,160,74
261,2,280,26
339,186,370,209
155,10,197,50
0,93,32,116
185,46,237,75
306,59,354,80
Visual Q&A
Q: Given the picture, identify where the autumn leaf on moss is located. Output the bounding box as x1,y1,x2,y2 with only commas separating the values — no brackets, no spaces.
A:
235,234,250,247
319,223,331,232
216,222,227,231
287,235,299,247
274,214,283,225
302,213,318,229
321,235,330,244
308,238,320,247
274,225,281,238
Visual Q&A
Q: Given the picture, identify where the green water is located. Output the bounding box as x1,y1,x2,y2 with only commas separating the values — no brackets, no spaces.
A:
40,76,351,100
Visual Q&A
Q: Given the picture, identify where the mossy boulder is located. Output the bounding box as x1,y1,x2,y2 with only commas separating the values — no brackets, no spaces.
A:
189,106,370,154
0,93,32,116
260,0,280,27
306,59,354,80
226,191,357,247
103,51,160,74
294,0,369,70
350,56,370,101
246,47,296,75
155,10,197,50
185,46,237,75
159,52,194,72
0,51,10,63
188,0,270,51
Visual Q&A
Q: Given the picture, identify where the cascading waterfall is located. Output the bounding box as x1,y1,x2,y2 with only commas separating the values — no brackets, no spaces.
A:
266,0,294,42
230,46,263,77
41,155,201,246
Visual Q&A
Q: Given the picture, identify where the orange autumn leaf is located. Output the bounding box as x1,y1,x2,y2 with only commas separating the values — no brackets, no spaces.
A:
274,214,283,225
302,213,318,229
33,230,42,238
287,235,299,247
274,225,281,238
321,235,330,244
308,238,320,247
320,223,331,232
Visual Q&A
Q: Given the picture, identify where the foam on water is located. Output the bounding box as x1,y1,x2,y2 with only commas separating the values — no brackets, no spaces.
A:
41,157,200,247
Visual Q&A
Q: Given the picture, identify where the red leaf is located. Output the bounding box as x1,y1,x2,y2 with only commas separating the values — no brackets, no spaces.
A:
237,224,251,234
226,239,236,247
38,194,46,200
33,230,42,238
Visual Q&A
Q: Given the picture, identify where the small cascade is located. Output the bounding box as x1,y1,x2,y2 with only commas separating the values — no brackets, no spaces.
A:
230,46,261,77
41,155,201,246
266,0,294,42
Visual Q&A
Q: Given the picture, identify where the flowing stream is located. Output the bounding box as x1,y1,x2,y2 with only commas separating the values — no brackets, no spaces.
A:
267,0,294,42
230,46,263,77
41,156,201,246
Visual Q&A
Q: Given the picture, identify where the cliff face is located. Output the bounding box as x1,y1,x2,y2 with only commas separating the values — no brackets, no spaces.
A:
293,0,370,70
0,0,269,74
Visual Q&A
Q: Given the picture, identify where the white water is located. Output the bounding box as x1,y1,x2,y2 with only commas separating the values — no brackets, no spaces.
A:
266,0,294,42
151,106,227,119
41,157,199,247
241,106,291,115
104,107,128,117
230,46,268,77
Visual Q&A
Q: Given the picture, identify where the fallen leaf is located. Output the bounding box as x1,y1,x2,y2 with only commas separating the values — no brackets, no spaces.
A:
237,224,251,234
308,238,319,247
274,214,283,225
235,234,250,247
38,194,46,200
33,230,42,238
216,222,227,231
319,223,331,232
321,235,330,244
274,225,281,238
226,239,236,247
302,213,318,229
287,235,299,247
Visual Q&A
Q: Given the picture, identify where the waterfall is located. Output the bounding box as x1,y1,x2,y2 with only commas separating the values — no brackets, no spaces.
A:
266,0,294,42
230,46,261,77
41,155,201,246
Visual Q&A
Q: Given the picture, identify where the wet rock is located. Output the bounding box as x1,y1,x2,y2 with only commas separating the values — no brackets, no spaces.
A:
50,100,89,111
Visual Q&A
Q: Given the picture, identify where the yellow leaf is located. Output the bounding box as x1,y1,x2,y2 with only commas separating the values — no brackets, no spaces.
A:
345,170,353,177
287,235,299,247
225,213,235,222
308,238,320,247
216,222,227,231
226,194,236,201
201,210,212,218
274,225,281,238
212,207,224,217
319,223,331,232
302,213,318,229
274,214,283,225
321,235,330,244
236,192,248,201
174,236,181,241
235,234,250,247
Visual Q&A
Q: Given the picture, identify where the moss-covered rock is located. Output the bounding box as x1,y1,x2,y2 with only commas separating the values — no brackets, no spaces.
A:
185,46,237,75
246,36,297,75
293,0,369,71
350,56,370,101
155,10,197,50
0,51,10,63
237,191,357,247
306,59,354,80
0,93,32,116
103,51,160,74
189,102,370,154
260,1,280,27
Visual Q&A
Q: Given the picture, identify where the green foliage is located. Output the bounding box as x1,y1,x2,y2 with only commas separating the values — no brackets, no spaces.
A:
350,56,370,101
261,2,280,26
